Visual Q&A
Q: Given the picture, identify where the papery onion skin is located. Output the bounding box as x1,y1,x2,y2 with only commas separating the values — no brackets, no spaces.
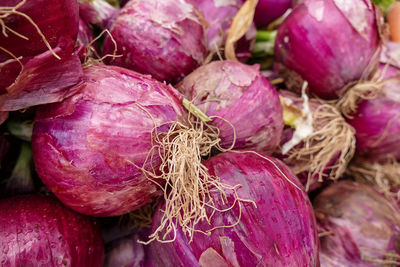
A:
192,0,256,61
32,65,185,217
314,181,400,266
254,0,293,28
148,152,319,266
177,60,283,153
274,0,380,99
0,0,82,111
347,64,400,162
102,0,207,84
78,0,119,29
0,194,104,267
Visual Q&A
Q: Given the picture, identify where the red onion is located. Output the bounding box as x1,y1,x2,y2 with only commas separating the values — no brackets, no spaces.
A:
148,152,319,266
314,181,400,266
192,0,256,61
78,0,119,29
32,64,185,216
274,0,380,99
177,60,283,152
0,0,83,111
102,0,207,83
0,194,104,266
254,0,294,28
278,90,355,191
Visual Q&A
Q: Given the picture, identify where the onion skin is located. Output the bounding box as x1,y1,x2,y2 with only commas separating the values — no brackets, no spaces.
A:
149,152,320,266
0,194,104,267
78,0,119,29
192,0,256,61
32,65,185,217
177,60,283,153
274,0,380,99
314,181,400,266
102,0,207,84
254,0,293,28
0,0,82,111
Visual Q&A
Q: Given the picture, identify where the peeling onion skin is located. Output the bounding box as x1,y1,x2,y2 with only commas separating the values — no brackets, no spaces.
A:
177,60,283,153
274,0,380,99
0,0,81,108
0,194,104,267
102,0,207,84
254,0,293,28
314,181,400,266
149,152,320,267
32,65,185,217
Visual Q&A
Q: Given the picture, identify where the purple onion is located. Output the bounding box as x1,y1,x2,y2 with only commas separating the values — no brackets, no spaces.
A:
254,0,294,28
347,63,400,162
177,60,283,152
0,0,83,111
192,0,256,61
0,194,104,266
148,152,319,266
274,0,380,99
314,181,400,266
102,0,207,83
32,65,186,217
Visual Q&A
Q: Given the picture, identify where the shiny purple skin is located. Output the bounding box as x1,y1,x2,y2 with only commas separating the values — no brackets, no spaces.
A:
254,0,293,28
0,0,82,111
347,66,400,162
149,152,320,266
192,0,256,61
32,65,185,217
102,0,207,84
314,181,400,266
177,60,283,153
275,0,380,99
0,194,104,267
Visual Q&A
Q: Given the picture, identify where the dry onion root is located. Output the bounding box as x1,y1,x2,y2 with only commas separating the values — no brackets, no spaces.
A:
280,89,356,191
131,100,255,243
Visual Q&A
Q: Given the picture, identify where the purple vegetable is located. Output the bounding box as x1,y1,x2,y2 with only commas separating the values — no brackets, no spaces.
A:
102,0,207,83
314,181,400,266
148,152,319,266
347,63,400,162
32,65,185,217
278,90,355,191
192,0,256,61
177,60,283,152
0,194,104,266
254,0,294,28
274,0,380,99
0,0,83,111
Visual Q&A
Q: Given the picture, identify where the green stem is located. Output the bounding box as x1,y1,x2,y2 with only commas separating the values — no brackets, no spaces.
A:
183,98,211,123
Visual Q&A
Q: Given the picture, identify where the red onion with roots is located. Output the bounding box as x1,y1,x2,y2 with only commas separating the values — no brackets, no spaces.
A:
274,0,381,99
177,60,283,153
102,0,207,83
314,181,400,266
147,152,320,266
0,194,104,266
32,65,185,217
0,0,83,111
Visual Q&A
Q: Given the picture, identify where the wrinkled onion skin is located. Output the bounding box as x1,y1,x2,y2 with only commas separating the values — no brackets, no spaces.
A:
32,65,185,217
102,0,207,84
275,0,380,99
149,152,319,266
254,0,293,28
0,194,104,267
0,0,79,90
177,60,283,153
314,181,400,266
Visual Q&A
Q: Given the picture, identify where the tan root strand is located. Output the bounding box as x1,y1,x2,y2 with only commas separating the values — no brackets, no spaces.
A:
285,103,356,190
